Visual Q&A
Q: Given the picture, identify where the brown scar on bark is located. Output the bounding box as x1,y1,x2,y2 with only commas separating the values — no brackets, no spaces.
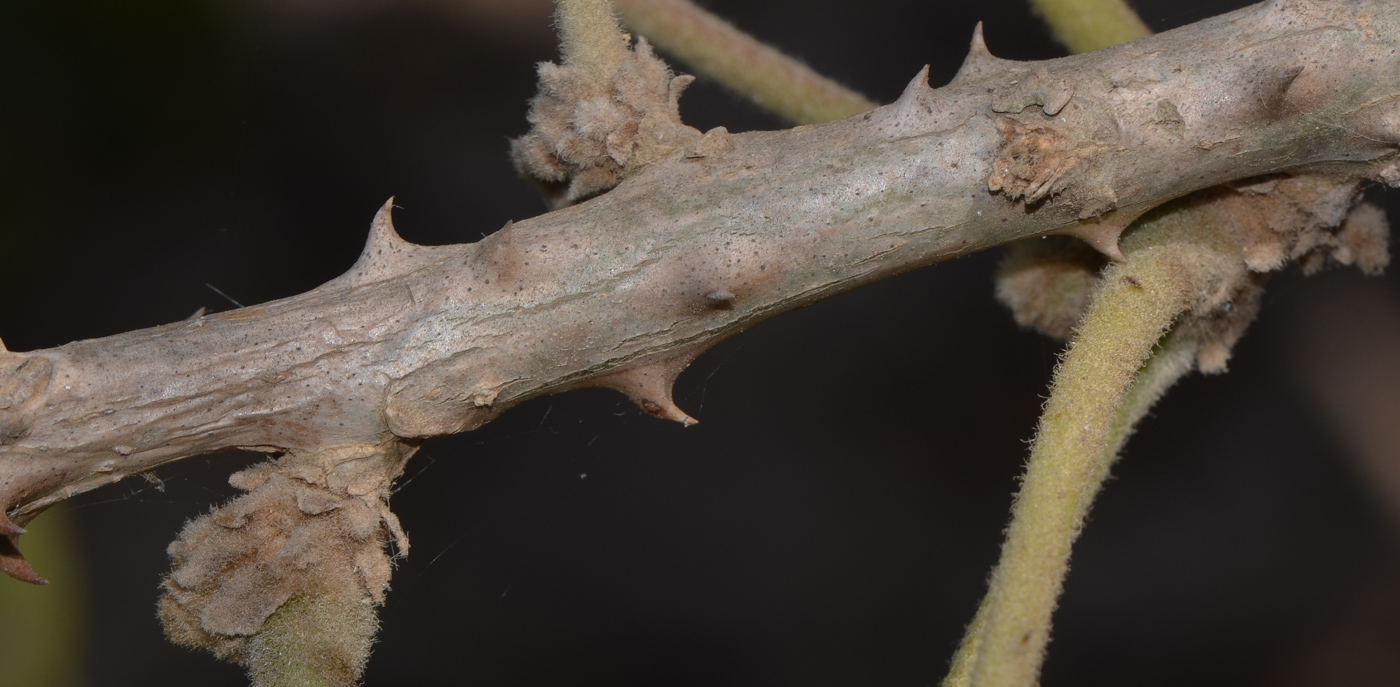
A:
0,355,52,415
1152,100,1187,139
383,375,508,439
987,118,1082,204
704,289,736,309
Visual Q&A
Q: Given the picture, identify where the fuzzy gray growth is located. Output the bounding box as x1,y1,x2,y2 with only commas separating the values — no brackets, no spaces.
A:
511,37,701,208
159,444,412,686
996,237,1107,341
997,175,1390,372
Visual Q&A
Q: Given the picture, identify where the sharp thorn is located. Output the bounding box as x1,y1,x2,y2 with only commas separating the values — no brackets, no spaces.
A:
0,512,45,585
897,65,932,103
0,512,24,538
591,355,700,427
951,22,1012,85
1049,206,1152,263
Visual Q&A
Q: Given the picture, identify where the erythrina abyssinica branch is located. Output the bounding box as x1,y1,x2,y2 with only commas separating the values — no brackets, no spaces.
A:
3,0,1400,587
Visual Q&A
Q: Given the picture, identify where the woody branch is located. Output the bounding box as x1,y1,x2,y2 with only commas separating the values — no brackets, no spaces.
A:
2,0,1399,586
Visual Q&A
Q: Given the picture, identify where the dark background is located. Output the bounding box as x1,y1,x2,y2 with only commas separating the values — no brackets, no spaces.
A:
4,0,1400,685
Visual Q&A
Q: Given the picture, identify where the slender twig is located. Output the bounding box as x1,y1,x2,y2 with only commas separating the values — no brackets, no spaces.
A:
614,0,876,123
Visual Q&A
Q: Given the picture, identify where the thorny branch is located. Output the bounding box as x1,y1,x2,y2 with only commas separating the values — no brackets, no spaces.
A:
4,0,1400,574
1,0,1400,680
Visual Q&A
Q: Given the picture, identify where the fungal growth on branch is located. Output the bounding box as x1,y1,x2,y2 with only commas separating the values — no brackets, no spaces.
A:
998,176,1391,368
510,0,702,207
159,443,413,687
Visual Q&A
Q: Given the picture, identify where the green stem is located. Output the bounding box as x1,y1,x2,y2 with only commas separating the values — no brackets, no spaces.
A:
245,587,378,687
0,503,88,687
942,328,1197,687
557,0,631,82
963,242,1191,686
940,3,1161,685
943,327,1199,687
1105,329,1200,460
1028,0,1151,54
614,0,876,124
946,203,1241,687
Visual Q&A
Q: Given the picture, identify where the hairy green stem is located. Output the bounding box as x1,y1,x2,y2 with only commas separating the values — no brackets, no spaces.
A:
245,589,377,687
1105,329,1200,458
965,237,1191,685
614,0,876,124
950,204,1240,686
557,0,630,82
941,3,1165,684
1028,0,1150,53
942,328,1198,687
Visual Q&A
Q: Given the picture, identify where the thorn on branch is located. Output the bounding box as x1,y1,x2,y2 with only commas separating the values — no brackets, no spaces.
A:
0,511,46,585
593,354,699,427
949,23,1015,86
326,199,438,289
